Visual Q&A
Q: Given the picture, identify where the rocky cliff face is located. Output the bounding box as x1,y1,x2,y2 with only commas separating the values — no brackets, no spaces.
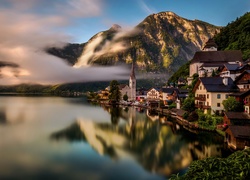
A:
47,11,221,73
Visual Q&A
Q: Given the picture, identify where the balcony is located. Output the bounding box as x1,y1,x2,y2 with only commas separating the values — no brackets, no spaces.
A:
195,104,211,109
195,96,206,101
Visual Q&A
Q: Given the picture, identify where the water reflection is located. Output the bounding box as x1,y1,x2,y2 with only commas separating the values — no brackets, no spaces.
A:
0,97,228,180
51,106,225,178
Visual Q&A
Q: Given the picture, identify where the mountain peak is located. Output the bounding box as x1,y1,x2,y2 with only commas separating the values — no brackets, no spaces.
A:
109,24,121,31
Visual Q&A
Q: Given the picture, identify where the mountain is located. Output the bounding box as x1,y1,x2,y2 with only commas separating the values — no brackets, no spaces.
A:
47,11,220,73
214,12,250,60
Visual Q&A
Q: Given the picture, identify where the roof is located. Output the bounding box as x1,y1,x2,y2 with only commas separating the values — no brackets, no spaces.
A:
161,88,178,94
224,112,250,120
229,89,250,98
201,63,224,68
224,63,241,71
198,77,238,92
202,38,218,49
118,84,128,90
191,50,242,64
227,125,250,139
235,70,250,84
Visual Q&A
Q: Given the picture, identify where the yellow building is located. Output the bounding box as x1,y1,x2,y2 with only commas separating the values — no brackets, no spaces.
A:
193,77,239,114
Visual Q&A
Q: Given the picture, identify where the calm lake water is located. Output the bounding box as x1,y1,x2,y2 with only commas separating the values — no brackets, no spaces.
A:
0,96,228,180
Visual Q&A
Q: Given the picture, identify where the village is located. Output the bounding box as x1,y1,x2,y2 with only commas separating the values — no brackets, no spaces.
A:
89,38,250,151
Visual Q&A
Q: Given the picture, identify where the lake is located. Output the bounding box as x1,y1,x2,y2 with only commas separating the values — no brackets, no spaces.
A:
0,96,229,180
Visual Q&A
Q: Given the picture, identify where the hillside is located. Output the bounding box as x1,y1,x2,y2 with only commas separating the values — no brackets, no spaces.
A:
47,11,220,73
214,12,250,60
168,12,250,85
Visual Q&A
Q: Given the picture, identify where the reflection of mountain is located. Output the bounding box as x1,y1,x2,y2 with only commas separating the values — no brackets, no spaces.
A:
51,107,224,177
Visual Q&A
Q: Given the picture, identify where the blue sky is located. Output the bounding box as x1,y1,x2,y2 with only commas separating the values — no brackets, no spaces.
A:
0,0,249,43
0,0,249,85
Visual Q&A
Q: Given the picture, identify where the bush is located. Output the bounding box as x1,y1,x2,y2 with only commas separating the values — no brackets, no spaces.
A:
170,148,250,180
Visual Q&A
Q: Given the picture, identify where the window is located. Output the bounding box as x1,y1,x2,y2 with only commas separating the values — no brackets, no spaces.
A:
217,94,221,99
207,94,209,99
217,103,220,107
207,102,209,106
225,94,229,99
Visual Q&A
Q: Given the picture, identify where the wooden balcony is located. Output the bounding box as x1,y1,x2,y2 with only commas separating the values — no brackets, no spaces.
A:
195,104,211,109
195,96,206,101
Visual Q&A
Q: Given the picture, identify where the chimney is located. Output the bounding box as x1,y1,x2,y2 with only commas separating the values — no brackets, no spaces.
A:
223,76,228,86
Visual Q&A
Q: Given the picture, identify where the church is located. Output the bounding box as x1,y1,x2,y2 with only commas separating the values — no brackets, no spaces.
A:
119,63,136,101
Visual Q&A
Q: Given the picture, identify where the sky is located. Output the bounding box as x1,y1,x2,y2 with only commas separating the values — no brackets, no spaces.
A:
0,0,249,85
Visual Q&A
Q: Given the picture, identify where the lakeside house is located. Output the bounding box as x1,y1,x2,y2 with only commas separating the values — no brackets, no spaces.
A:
224,112,250,126
146,88,160,101
193,77,239,114
225,125,250,150
223,112,250,150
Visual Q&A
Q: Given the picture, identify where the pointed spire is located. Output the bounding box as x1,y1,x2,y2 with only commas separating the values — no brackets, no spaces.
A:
130,62,136,79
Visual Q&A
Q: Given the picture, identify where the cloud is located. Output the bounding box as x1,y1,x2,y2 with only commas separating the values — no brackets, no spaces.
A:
75,27,140,68
0,0,130,85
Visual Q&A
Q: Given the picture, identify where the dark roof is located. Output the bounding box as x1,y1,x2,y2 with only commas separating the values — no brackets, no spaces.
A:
235,70,250,83
224,112,250,120
201,63,224,68
178,89,189,93
178,94,188,98
191,50,242,64
202,38,218,49
229,89,250,98
224,63,241,71
227,125,250,139
199,77,238,92
161,88,178,94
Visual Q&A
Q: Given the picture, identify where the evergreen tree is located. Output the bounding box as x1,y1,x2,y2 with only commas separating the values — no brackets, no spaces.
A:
109,80,121,102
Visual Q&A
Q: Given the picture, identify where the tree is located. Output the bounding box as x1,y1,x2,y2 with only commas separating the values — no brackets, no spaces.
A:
123,94,128,101
109,80,121,102
182,95,195,112
222,97,244,112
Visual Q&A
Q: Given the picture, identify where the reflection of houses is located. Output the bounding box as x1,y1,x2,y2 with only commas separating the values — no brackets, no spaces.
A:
193,77,238,114
223,112,250,150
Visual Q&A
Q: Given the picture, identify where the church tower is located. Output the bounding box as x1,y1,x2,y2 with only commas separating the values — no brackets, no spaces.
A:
129,63,136,101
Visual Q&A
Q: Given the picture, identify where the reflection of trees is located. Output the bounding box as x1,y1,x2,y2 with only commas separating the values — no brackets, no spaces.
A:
50,107,225,178
0,109,7,124
110,107,121,125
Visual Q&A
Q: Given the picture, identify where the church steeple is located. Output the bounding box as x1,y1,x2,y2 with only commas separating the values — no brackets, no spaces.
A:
129,62,136,101
130,62,136,80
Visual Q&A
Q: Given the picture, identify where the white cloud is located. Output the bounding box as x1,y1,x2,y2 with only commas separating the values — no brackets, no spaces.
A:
0,0,129,85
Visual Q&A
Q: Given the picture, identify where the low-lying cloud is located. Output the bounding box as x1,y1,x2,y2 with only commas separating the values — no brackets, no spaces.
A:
0,0,130,85
74,26,140,68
